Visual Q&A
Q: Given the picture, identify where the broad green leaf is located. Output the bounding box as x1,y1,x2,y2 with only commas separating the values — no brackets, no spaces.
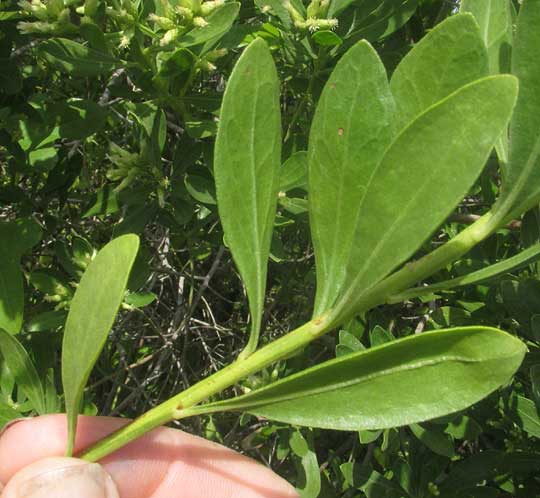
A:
62,234,139,455
181,3,240,48
279,151,308,192
391,242,540,302
460,0,513,163
495,0,540,219
460,0,512,75
39,38,120,76
391,14,489,130
198,327,525,431
214,39,281,355
308,40,395,315
0,329,45,414
333,75,517,321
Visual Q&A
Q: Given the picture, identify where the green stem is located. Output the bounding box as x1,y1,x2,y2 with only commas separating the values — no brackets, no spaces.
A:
80,210,503,462
330,211,500,326
79,314,331,462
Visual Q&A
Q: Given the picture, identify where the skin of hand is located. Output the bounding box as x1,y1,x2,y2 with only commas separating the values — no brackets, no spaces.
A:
0,415,299,498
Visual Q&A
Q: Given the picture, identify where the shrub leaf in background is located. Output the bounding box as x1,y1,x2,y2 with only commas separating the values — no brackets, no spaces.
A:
0,219,43,335
460,0,513,165
214,39,281,357
495,0,540,219
198,327,525,431
0,328,46,415
62,234,139,455
39,38,120,76
181,3,240,48
460,0,513,75
308,40,395,316
391,242,540,302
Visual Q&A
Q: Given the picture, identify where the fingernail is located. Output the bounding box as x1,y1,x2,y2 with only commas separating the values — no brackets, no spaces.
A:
1,457,119,498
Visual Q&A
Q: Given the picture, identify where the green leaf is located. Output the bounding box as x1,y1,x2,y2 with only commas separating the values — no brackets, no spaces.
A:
181,3,240,48
511,395,540,438
308,40,395,315
279,151,308,192
311,30,342,47
290,431,321,498
410,423,455,458
39,38,120,76
0,254,23,336
184,174,217,205
460,0,513,164
197,327,525,431
214,39,281,356
392,242,540,302
333,75,517,321
340,0,419,42
0,219,42,335
0,329,45,414
49,98,108,140
495,0,540,219
255,0,292,27
460,0,512,75
390,13,489,130
62,234,139,455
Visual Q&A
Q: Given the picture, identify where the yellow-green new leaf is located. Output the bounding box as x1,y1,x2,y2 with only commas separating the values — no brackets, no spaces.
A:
62,234,139,455
198,327,525,431
214,39,281,357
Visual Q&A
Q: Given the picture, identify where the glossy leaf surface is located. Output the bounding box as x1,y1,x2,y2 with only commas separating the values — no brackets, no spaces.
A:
200,327,525,431
390,14,488,129
308,40,395,315
62,234,139,455
496,0,540,218
0,328,45,414
214,39,281,353
335,75,517,320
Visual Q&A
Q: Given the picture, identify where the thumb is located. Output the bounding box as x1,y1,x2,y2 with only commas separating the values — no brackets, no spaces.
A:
1,457,119,498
